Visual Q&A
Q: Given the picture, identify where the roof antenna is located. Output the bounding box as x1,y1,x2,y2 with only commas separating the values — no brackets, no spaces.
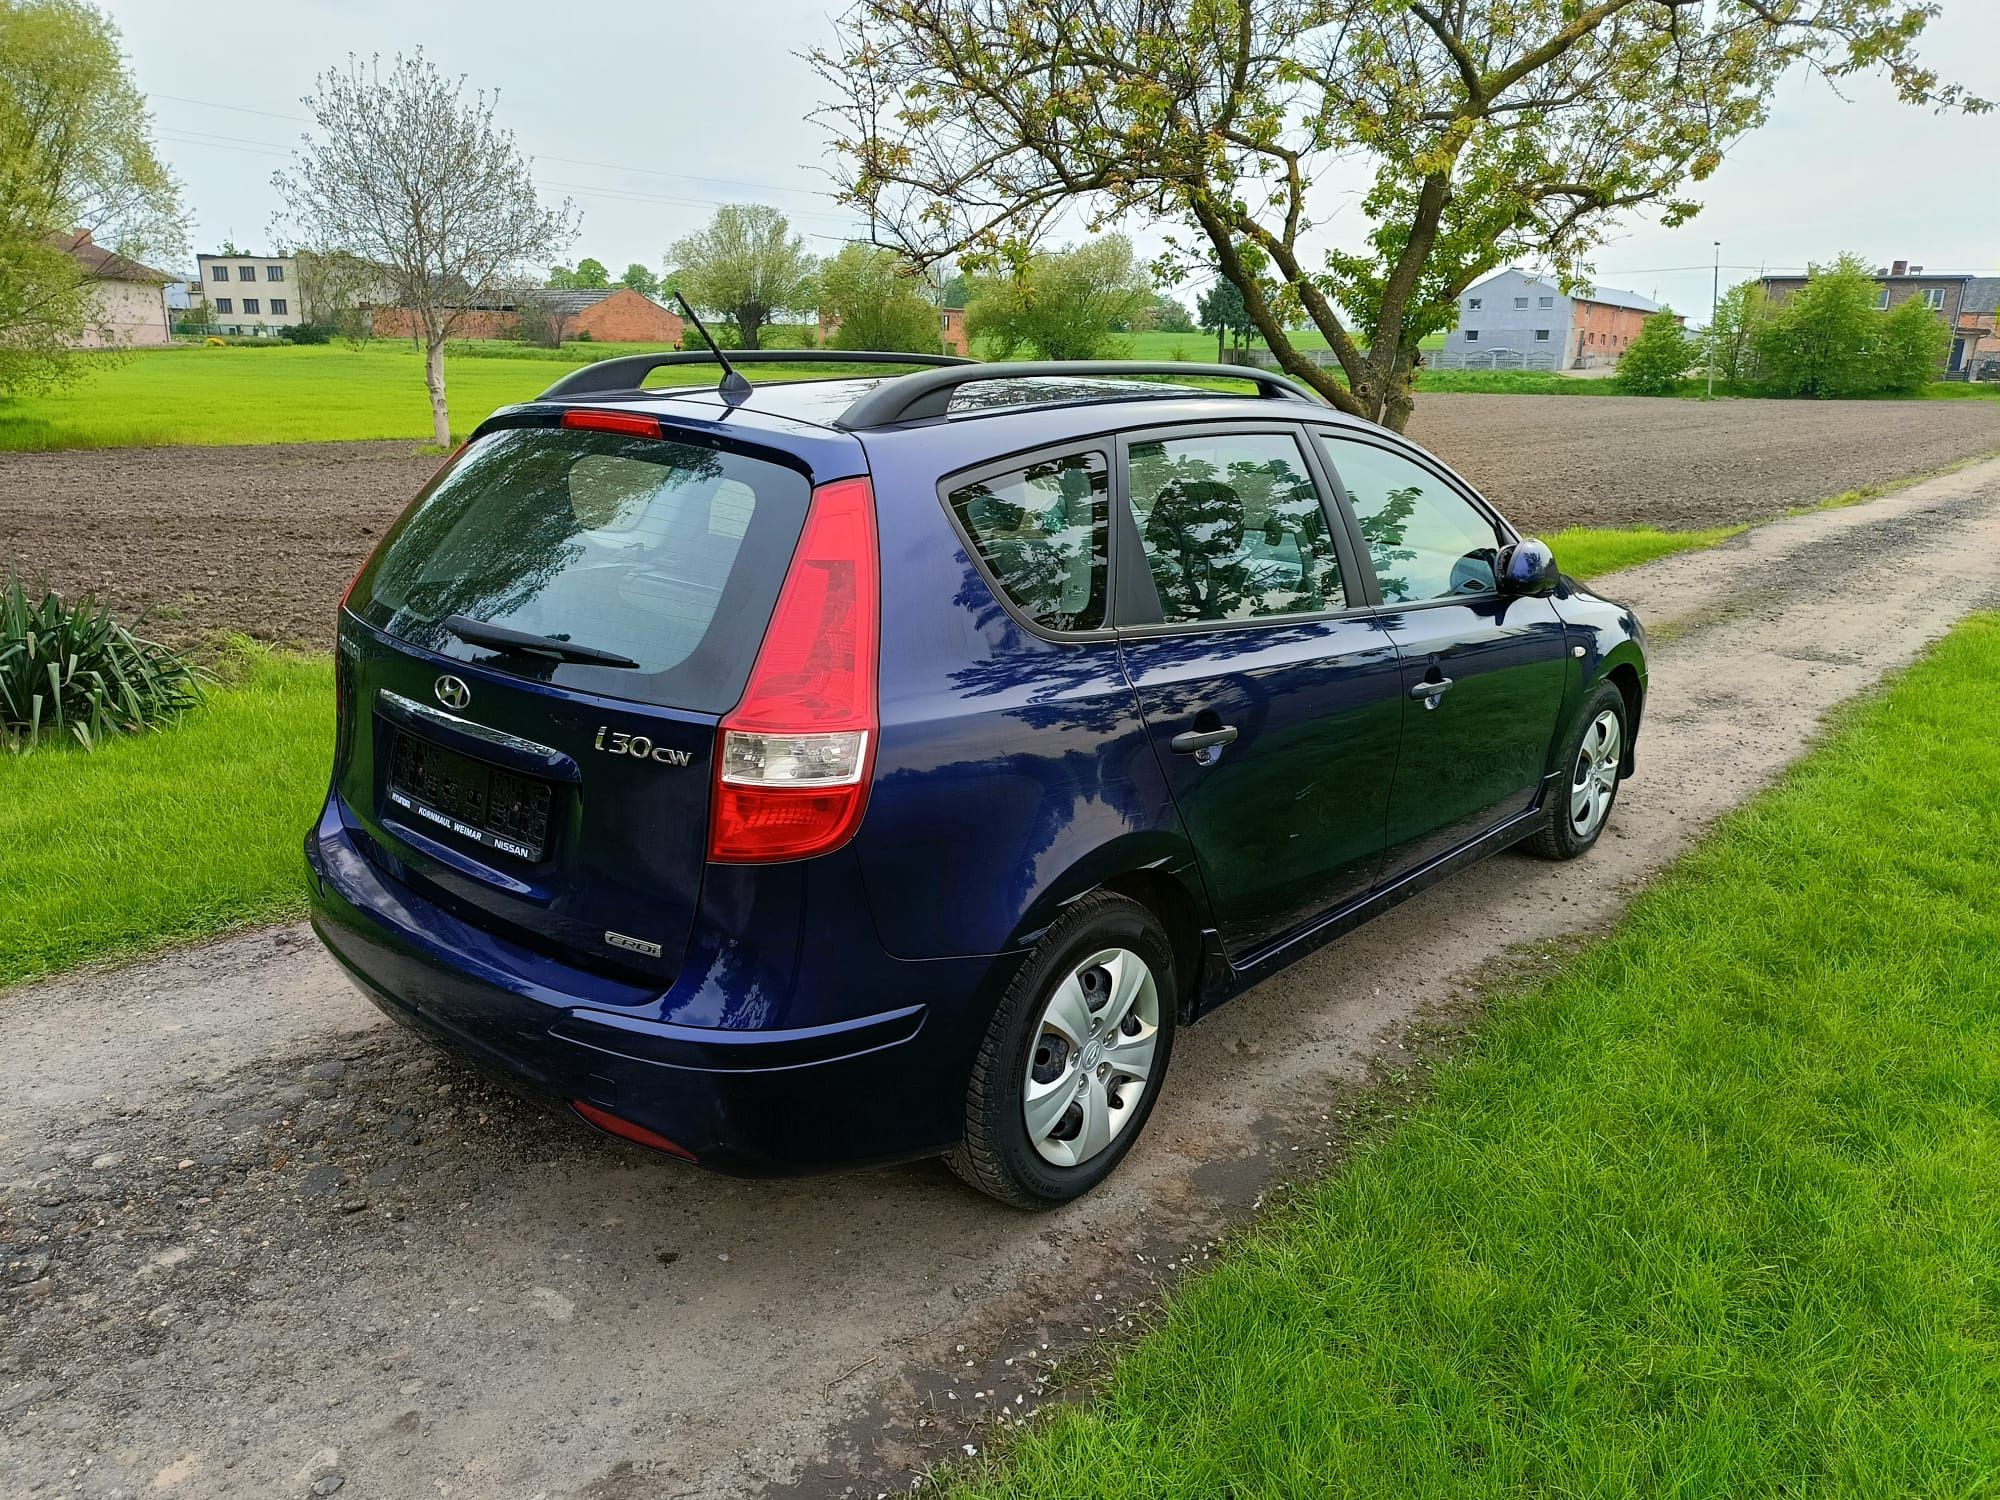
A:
674,292,752,400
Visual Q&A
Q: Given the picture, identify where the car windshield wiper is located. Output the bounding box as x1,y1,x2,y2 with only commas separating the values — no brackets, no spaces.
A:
442,614,640,668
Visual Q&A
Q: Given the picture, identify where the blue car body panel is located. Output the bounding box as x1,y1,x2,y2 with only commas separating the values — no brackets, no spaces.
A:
308,373,1647,1174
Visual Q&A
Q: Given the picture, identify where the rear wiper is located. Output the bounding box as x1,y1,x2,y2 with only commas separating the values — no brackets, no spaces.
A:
442,614,640,668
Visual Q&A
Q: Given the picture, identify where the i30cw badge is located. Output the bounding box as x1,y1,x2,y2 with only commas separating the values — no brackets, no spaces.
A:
434,674,471,711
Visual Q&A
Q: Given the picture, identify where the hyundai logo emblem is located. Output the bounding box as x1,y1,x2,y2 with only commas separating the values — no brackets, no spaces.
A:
434,674,472,711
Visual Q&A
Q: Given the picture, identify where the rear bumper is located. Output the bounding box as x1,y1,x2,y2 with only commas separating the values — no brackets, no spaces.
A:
306,803,1008,1175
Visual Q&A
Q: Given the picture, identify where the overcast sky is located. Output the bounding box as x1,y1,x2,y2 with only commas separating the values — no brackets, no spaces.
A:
106,0,1999,320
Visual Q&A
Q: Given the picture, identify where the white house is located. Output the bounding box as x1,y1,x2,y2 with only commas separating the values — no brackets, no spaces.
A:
1440,269,1664,371
62,231,173,347
196,251,302,335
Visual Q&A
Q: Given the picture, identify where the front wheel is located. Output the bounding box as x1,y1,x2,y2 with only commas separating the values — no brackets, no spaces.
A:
1523,681,1627,860
947,892,1176,1208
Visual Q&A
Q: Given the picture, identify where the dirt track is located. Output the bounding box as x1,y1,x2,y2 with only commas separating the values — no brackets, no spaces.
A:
6,456,2000,1498
2,394,1995,648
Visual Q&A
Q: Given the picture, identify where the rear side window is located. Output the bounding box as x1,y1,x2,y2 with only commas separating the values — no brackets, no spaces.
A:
1125,431,1345,624
350,425,811,712
948,451,1109,632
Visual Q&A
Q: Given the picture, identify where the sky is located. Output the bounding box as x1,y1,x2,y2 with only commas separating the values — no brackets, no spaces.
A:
105,0,2000,322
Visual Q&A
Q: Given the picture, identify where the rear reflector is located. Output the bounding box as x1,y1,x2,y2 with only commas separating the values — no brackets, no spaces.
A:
561,409,663,439
709,476,880,863
571,1100,697,1160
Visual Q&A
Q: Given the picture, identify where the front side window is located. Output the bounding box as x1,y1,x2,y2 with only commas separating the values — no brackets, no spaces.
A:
1875,289,1890,310
214,297,231,314
1318,436,1505,604
210,264,228,282
1514,296,1529,309
947,451,1109,632
269,298,287,315
266,265,284,281
1464,329,1479,343
1467,297,1482,310
1535,329,1551,342
237,265,255,281
242,298,259,315
1539,296,1554,309
1125,431,1344,624
1923,288,1946,311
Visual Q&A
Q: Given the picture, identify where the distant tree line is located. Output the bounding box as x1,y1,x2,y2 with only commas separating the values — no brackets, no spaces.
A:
1611,254,1953,399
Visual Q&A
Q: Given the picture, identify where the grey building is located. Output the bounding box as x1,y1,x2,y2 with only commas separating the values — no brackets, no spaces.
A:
1439,269,1663,371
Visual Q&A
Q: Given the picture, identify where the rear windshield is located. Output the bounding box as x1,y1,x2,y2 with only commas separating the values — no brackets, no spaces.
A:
350,424,812,713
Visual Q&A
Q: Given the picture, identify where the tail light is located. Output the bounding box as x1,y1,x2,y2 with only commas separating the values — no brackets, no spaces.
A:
571,1100,697,1161
708,476,879,863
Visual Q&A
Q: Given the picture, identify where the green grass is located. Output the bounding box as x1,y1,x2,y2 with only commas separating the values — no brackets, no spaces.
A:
0,648,331,987
1549,523,1746,579
955,613,2000,1499
0,343,945,451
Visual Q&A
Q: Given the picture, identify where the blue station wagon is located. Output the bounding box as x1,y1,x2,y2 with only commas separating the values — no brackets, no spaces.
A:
306,352,1647,1206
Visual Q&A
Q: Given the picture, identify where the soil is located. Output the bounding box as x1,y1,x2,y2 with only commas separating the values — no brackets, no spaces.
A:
2,396,1995,648
6,456,2000,1498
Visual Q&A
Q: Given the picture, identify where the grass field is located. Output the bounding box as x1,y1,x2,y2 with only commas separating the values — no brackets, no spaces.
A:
954,613,2000,1499
1547,523,1746,578
0,648,331,988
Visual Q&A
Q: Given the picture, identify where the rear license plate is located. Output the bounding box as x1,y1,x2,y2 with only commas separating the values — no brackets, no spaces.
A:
387,733,553,862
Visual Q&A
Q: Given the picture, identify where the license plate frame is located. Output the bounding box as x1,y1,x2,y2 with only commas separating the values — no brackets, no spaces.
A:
386,732,554,863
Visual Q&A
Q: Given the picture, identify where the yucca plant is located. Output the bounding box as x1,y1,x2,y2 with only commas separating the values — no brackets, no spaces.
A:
0,577,207,751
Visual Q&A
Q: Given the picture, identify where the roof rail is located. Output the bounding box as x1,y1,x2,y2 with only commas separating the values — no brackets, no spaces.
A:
833,360,1323,429
536,348,977,402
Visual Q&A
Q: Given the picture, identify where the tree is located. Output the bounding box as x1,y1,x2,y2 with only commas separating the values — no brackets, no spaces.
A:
666,204,818,350
812,1,1980,432
273,51,576,444
819,241,940,352
618,262,660,298
548,256,609,289
1143,294,1194,334
1196,278,1252,361
1876,290,1950,394
1613,310,1695,395
1704,278,1769,387
509,286,577,348
294,246,381,344
1754,254,1883,399
964,235,1150,360
0,0,184,393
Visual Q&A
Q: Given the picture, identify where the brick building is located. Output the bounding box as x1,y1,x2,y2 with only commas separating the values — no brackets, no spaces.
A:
1758,261,2000,379
1440,269,1669,371
372,287,684,345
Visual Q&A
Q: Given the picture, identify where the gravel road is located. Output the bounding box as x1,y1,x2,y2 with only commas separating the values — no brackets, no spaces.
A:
5,457,2000,1499
3,394,1994,647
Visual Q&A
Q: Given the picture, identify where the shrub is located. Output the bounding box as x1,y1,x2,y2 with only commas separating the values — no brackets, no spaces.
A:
278,322,333,345
202,336,227,347
1613,309,1696,395
0,579,205,751
1876,293,1951,395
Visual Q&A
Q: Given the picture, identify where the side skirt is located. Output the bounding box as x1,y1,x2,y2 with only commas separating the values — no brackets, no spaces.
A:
1191,775,1559,1018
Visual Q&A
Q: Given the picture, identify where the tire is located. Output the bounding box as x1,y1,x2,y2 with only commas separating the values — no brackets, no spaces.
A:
947,891,1178,1209
1523,680,1628,861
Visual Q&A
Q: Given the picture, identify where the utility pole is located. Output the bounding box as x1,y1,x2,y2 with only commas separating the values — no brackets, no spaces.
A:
1707,240,1721,399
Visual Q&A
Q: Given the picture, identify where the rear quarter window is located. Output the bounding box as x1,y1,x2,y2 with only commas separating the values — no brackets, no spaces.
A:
946,450,1109,633
350,424,812,713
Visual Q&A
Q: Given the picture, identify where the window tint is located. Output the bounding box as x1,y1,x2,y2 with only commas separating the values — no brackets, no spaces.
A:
948,451,1108,632
353,426,810,712
1318,437,1505,604
1125,432,1343,624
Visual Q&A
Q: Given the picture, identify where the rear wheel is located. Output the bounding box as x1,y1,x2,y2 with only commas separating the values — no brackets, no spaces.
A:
1523,681,1627,860
948,892,1176,1208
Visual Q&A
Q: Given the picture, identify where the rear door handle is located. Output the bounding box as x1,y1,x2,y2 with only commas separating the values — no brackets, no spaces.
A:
1408,676,1454,701
1170,725,1239,754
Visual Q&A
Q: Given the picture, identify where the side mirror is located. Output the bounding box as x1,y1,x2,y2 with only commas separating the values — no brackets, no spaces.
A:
1497,537,1561,598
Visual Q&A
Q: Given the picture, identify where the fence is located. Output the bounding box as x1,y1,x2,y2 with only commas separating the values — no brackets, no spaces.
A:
1221,346,1564,373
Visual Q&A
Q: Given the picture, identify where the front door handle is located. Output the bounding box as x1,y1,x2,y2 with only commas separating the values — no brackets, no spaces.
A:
1408,676,1454,702
1170,725,1239,755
